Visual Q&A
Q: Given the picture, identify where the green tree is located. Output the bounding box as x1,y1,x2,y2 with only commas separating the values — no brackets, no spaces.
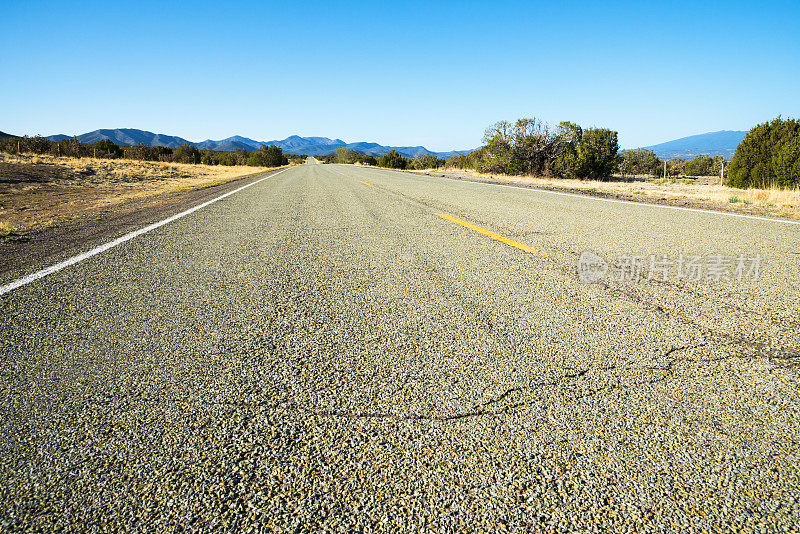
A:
772,135,800,187
217,152,238,166
511,118,569,176
667,159,685,177
446,153,469,169
334,147,360,164
573,128,620,180
201,151,220,165
233,148,248,166
550,121,583,178
411,153,445,169
478,121,517,174
474,118,618,179
727,117,800,188
174,142,201,164
22,135,53,154
93,139,122,158
55,137,85,158
247,144,287,167
684,155,715,176
377,150,408,169
357,153,377,166
619,149,662,177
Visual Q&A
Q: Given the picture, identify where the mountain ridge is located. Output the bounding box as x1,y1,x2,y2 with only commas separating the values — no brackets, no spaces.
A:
638,130,747,160
41,128,475,159
27,128,748,160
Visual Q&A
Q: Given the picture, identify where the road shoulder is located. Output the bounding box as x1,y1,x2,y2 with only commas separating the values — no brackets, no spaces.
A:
393,168,800,221
0,170,283,284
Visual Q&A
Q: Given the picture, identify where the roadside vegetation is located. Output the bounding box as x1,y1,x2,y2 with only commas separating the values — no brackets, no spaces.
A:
338,116,799,192
333,147,377,166
0,152,277,233
393,116,799,219
377,150,408,169
0,135,289,167
287,154,309,165
314,115,800,218
3,116,797,228
726,117,800,188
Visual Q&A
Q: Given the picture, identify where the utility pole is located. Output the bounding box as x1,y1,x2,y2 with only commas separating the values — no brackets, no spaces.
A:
720,160,725,185
664,160,667,180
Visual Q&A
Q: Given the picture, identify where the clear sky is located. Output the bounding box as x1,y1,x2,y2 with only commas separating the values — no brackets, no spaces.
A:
2,0,798,151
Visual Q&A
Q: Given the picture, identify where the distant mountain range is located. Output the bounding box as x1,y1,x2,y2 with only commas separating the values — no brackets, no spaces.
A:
38,128,475,159
639,130,747,160
4,127,749,160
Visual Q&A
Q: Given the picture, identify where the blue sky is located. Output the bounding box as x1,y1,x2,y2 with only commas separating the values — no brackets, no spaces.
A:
1,0,798,151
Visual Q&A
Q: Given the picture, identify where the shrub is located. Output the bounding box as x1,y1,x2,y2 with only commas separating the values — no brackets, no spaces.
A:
377,150,408,169
667,158,685,177
94,139,123,158
22,135,53,154
173,143,201,164
727,117,800,188
468,118,619,179
573,128,620,180
247,144,287,167
684,155,714,176
411,153,445,169
55,138,86,158
357,153,377,166
771,135,800,187
619,148,662,177
334,147,364,164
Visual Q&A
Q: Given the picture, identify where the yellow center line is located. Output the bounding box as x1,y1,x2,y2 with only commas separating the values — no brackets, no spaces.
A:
435,213,549,257
359,180,372,186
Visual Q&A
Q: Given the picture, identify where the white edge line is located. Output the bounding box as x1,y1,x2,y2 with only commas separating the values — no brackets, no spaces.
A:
499,184,800,225
0,169,287,297
379,168,800,226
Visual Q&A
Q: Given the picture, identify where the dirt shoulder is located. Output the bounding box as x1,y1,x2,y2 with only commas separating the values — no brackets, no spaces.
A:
406,169,800,220
0,157,286,282
0,153,280,235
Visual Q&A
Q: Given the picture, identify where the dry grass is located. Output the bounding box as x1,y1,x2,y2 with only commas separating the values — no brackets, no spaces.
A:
0,221,13,238
413,167,800,219
0,153,280,231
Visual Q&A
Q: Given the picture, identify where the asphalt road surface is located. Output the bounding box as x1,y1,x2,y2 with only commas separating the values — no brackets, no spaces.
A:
1,163,799,532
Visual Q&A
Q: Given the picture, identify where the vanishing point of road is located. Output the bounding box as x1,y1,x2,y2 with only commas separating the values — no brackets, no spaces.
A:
1,161,798,531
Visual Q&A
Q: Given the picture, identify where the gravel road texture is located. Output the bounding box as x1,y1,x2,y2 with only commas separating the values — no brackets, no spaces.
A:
1,163,798,531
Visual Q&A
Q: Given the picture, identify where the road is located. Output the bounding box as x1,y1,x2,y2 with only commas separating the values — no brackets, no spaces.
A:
1,163,799,531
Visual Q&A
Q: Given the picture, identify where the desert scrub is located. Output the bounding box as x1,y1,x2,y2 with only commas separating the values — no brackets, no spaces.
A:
0,153,276,231
653,177,677,185
0,222,13,238
0,222,27,243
